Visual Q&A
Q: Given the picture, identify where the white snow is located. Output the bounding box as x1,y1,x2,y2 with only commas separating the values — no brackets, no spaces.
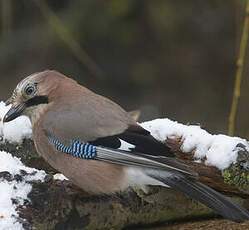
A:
0,102,32,143
0,151,46,230
141,119,249,170
53,173,68,181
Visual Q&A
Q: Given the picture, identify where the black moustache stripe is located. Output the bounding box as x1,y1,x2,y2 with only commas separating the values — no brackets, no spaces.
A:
25,96,49,107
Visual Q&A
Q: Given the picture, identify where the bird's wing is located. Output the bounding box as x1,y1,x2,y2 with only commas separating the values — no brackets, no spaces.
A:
45,131,197,178
43,92,134,142
44,91,174,157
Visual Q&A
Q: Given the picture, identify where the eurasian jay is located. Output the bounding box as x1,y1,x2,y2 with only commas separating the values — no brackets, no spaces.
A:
3,70,249,222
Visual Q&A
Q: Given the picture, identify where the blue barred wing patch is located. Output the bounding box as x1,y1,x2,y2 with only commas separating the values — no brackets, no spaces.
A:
48,135,97,160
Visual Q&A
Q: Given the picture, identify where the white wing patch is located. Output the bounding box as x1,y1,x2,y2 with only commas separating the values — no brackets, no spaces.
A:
119,139,135,151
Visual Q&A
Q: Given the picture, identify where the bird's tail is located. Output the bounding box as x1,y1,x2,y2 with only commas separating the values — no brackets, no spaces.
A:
148,172,249,222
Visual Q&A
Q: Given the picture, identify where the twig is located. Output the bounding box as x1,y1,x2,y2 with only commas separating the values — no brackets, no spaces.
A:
1,0,12,37
228,0,249,136
33,0,104,79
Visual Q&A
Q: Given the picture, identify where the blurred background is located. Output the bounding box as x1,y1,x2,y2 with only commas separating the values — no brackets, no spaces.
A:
0,0,248,137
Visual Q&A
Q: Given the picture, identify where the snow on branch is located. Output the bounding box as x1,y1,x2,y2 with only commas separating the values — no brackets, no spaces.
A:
0,151,45,229
0,102,32,143
141,119,249,170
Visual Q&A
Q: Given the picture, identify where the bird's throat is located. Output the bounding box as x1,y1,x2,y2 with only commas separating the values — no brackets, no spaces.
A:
27,103,51,127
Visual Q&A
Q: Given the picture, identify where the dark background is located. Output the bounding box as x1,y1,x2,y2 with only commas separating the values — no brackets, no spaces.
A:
0,0,248,137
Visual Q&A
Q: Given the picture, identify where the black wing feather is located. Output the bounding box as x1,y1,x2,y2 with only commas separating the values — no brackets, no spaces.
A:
90,125,174,157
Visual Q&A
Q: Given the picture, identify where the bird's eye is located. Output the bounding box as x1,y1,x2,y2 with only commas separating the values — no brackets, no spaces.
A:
24,84,36,96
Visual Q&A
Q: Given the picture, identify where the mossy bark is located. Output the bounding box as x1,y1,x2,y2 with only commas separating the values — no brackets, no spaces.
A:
18,180,217,230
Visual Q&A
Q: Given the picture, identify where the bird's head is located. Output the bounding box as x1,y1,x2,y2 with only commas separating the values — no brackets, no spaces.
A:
3,70,66,124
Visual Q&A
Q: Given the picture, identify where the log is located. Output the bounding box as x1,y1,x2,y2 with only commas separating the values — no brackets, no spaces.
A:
0,140,216,229
0,136,249,229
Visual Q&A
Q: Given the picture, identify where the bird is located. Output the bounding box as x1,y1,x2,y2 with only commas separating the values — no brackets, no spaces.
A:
3,70,249,222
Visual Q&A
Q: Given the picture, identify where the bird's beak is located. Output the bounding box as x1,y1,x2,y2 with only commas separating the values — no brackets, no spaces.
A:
3,102,26,123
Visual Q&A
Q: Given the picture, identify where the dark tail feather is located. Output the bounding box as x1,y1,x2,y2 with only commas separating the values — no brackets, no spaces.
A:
150,173,249,222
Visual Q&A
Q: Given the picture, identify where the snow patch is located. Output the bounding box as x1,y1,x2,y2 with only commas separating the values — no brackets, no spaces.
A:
53,173,68,181
0,102,32,143
141,119,249,170
0,151,46,229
